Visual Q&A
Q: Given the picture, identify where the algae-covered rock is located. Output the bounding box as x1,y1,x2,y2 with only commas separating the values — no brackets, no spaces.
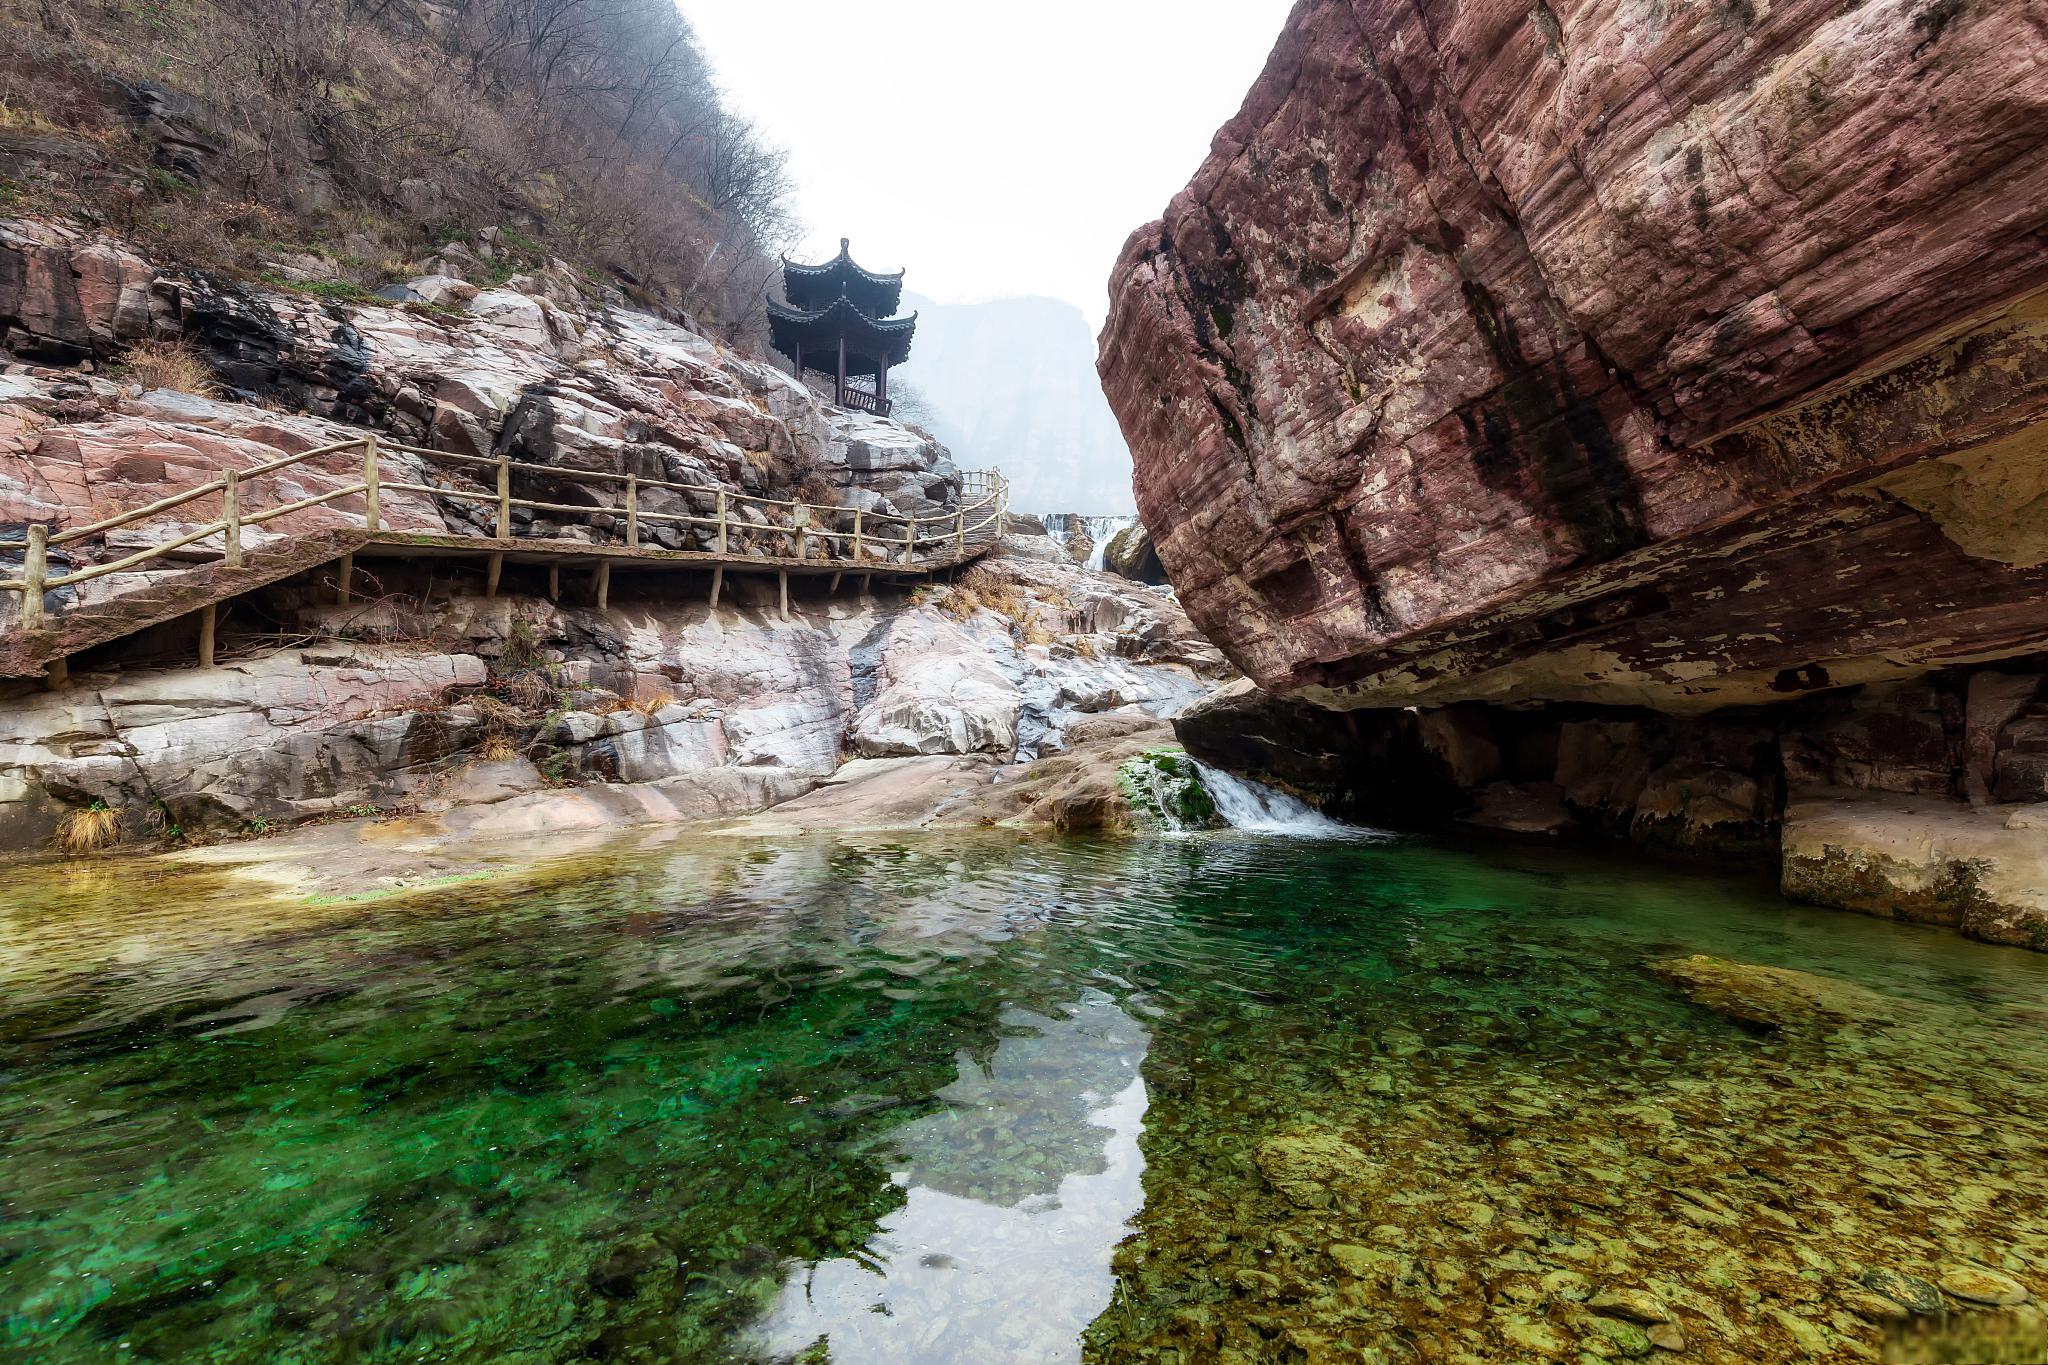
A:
1589,1287,1674,1324
1648,955,1908,1032
1116,747,1222,832
1254,1127,1375,1209
1938,1265,2030,1306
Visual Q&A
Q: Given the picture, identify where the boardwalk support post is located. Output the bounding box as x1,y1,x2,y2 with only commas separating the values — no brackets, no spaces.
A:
595,561,610,612
223,468,242,569
198,602,216,669
337,552,354,605
547,565,560,602
485,552,503,598
830,571,842,595
778,569,789,622
362,434,381,533
709,565,724,610
45,654,66,689
21,523,47,631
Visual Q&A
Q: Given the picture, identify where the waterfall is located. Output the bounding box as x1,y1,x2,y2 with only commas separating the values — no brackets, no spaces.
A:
1193,762,1361,838
1084,516,1134,572
1044,513,1137,570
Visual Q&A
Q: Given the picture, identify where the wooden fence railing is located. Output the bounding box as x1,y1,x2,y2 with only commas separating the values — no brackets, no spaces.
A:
0,435,1007,629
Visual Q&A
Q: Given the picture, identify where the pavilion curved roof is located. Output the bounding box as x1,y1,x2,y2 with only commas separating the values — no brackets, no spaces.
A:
766,294,919,372
781,239,905,317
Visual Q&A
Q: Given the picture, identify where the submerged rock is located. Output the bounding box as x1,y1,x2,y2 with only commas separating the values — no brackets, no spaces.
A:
1588,1287,1675,1325
1648,955,1907,1032
1862,1268,1946,1318
1254,1127,1376,1210
1938,1265,2031,1307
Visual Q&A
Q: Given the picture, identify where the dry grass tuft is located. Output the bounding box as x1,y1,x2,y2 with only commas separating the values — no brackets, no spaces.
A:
471,694,526,728
478,733,518,763
117,339,220,397
941,566,1036,636
55,800,120,854
502,670,558,712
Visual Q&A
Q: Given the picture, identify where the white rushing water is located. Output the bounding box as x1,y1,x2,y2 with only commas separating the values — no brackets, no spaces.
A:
1083,517,1134,572
1193,762,1363,838
1044,514,1137,571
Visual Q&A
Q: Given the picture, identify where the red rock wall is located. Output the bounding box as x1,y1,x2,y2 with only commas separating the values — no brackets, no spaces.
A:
1100,0,2048,707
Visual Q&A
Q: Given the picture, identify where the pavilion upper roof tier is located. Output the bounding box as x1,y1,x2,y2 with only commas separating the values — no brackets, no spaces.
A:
781,238,906,318
766,295,919,375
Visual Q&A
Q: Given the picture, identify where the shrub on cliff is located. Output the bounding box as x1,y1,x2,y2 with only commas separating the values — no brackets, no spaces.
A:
0,0,793,343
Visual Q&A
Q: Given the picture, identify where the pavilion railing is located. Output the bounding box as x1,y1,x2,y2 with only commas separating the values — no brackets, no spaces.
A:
0,434,1007,630
835,385,890,417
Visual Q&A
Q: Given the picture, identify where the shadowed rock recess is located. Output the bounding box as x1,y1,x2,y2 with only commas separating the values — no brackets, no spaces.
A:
1099,0,2048,945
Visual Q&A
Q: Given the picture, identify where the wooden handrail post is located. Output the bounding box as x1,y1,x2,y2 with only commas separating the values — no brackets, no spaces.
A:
362,434,381,533
955,499,966,558
21,523,47,630
625,474,639,548
852,505,863,563
906,515,916,564
716,491,728,555
795,503,807,561
495,454,511,538
222,468,242,569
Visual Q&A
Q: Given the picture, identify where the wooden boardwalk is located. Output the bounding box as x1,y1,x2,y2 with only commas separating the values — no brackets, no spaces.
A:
0,435,1007,681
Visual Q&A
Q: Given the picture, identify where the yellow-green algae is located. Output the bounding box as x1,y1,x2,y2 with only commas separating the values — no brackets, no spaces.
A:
0,829,2044,1363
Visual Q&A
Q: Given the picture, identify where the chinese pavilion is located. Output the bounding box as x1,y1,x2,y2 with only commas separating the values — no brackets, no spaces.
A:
766,239,918,417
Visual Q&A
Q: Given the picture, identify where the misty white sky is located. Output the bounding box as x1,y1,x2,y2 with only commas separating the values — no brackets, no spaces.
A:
682,0,1297,330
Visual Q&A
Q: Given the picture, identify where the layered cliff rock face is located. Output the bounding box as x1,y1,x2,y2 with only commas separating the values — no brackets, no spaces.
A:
1102,0,2048,944
1100,0,2048,711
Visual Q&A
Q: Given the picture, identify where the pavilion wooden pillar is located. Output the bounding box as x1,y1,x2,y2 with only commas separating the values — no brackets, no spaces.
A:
877,357,888,410
836,335,847,408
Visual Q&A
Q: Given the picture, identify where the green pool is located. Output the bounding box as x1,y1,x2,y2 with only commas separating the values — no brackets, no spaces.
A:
3,830,2044,1363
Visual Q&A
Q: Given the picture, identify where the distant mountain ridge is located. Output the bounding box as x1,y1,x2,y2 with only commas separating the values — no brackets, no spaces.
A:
896,293,1134,515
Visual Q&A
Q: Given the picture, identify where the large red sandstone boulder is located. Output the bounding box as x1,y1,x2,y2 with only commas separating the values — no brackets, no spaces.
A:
1100,0,2048,712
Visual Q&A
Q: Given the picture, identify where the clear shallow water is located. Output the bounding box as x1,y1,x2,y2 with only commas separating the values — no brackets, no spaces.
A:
2,832,2045,1363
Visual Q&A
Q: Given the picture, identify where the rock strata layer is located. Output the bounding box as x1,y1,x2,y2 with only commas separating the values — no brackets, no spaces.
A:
1099,0,2048,711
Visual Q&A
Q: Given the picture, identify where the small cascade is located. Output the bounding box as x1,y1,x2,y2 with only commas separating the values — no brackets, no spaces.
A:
1193,762,1361,838
1084,516,1135,572
1044,513,1137,570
